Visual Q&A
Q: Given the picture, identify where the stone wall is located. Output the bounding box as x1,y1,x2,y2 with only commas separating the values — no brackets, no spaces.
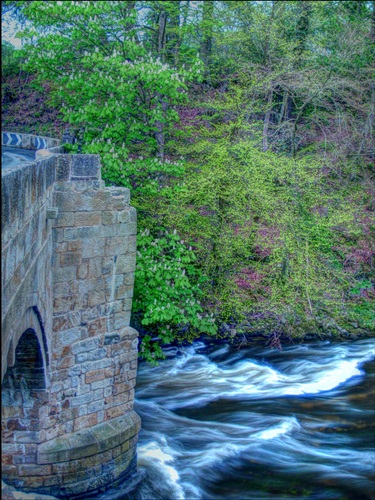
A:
2,155,56,382
1,150,140,498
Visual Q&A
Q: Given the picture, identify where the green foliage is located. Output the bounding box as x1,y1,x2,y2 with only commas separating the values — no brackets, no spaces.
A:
168,127,373,333
18,0,203,158
134,228,217,362
3,0,373,358
1,41,21,78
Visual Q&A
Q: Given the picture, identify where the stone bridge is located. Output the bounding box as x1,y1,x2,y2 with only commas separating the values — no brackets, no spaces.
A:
1,132,141,498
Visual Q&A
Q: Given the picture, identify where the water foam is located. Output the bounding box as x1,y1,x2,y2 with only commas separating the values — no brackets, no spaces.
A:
141,341,374,409
138,440,185,499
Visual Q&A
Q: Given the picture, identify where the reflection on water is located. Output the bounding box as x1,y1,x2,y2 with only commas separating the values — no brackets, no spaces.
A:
96,339,375,500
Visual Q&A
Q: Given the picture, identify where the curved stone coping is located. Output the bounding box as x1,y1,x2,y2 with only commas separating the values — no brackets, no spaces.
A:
2,132,60,151
37,411,141,465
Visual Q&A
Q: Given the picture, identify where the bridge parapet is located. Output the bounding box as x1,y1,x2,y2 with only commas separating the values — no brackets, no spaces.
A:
2,131,60,151
1,141,140,498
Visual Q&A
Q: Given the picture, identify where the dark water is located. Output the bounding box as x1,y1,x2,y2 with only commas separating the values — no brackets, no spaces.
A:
99,338,375,500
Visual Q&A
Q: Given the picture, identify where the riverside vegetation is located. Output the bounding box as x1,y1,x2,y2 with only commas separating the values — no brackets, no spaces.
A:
2,0,374,362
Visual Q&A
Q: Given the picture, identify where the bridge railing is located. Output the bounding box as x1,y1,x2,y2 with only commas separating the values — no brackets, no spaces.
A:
2,131,60,151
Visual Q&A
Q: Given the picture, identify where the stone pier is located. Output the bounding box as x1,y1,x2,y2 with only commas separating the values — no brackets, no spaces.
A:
1,133,141,498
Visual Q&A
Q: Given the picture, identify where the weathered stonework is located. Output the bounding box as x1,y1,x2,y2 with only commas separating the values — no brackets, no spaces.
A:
1,135,140,498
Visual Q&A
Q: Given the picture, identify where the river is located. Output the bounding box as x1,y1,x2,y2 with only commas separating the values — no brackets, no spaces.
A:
95,337,375,500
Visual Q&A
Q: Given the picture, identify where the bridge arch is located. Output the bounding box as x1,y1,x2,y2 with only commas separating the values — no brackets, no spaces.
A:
2,309,50,478
5,306,49,379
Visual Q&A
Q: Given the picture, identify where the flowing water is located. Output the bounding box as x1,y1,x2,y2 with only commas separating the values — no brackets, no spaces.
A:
97,338,375,500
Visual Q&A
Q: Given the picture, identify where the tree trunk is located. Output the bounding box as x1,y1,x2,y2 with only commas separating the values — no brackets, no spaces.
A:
155,100,169,160
176,0,190,66
200,0,214,67
158,10,167,62
168,1,180,66
294,1,312,66
262,89,274,152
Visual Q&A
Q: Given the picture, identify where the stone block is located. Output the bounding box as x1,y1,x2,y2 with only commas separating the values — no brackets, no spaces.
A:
91,422,120,452
54,241,68,254
123,273,135,286
104,402,132,420
81,238,105,258
117,211,130,224
65,429,99,460
77,261,89,280
104,333,120,345
91,378,113,391
122,298,133,311
55,190,112,212
66,240,82,252
70,392,94,408
54,212,74,228
53,282,70,297
104,392,129,408
87,318,106,337
37,437,71,465
18,464,53,477
78,405,88,417
105,236,129,255
60,252,81,267
128,236,137,252
73,413,98,433
87,348,107,361
53,296,74,314
113,379,136,396
80,358,112,374
71,337,100,355
87,257,103,279
57,356,75,370
114,284,134,300
116,222,137,236
53,266,77,283
107,411,140,443
85,369,107,384
85,289,104,307
116,254,136,274
104,386,112,398
114,312,130,330
68,365,82,377
43,475,62,487
54,327,82,348
102,211,117,225
64,225,115,241
74,211,101,226
71,155,100,178
75,353,87,364
55,155,72,181
93,388,104,401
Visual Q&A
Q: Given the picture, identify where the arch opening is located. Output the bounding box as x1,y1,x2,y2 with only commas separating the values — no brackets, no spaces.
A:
2,329,49,480
3,328,46,393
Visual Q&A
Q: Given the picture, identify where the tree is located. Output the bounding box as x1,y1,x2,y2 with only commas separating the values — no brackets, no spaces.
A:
15,0,211,360
18,1,202,160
